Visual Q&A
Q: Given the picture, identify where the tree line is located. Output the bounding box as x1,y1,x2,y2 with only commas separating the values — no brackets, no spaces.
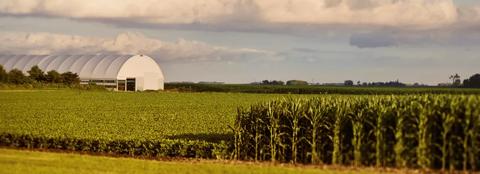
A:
463,74,480,88
446,73,480,88
0,65,80,85
344,80,407,87
252,73,480,88
252,80,309,86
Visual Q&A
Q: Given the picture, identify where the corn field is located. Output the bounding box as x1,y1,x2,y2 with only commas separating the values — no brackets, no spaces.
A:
233,95,480,171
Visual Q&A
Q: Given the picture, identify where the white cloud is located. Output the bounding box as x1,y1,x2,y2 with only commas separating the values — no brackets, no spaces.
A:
1,0,479,49
0,0,474,30
257,0,459,29
349,25,480,48
0,31,276,62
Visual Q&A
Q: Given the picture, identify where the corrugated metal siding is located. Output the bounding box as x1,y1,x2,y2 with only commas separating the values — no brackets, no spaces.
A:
0,55,133,79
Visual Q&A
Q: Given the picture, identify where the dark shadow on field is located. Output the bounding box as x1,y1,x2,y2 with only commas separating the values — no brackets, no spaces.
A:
166,133,233,143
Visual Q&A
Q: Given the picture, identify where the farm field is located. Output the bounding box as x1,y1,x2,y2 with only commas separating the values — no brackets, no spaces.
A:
165,83,480,95
0,89,408,142
0,90,297,141
233,95,480,170
0,148,397,174
1,89,479,172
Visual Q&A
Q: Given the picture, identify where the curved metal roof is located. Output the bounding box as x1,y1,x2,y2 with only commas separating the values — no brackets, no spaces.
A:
0,55,134,79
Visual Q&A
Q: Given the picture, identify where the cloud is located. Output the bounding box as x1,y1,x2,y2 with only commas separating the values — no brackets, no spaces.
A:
349,26,480,48
0,31,276,62
348,4,480,48
2,0,479,49
350,32,397,48
0,0,473,31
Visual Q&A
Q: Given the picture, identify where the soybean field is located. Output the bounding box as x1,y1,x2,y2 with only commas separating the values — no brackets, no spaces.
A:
0,90,290,141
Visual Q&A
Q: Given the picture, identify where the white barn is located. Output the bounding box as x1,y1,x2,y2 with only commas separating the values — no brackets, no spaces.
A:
0,55,164,91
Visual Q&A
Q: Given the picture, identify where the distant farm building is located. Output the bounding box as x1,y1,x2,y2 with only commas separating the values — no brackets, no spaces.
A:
0,55,164,91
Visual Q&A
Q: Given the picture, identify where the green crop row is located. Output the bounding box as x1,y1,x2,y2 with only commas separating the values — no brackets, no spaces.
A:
0,133,231,159
233,95,480,171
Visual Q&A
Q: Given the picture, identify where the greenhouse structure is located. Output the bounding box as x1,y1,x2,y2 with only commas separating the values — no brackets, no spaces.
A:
0,55,164,91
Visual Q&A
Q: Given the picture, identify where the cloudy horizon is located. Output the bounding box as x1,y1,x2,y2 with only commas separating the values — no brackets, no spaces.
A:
1,0,479,85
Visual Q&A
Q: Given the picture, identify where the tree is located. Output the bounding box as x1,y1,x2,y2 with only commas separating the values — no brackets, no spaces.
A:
27,65,46,82
271,80,285,85
286,80,308,85
261,80,284,85
61,72,80,85
463,74,480,88
0,65,7,83
344,80,354,86
46,70,62,83
8,69,30,84
449,73,461,87
454,79,461,86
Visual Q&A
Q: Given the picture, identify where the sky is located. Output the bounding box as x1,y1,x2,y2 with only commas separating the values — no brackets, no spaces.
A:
0,0,479,85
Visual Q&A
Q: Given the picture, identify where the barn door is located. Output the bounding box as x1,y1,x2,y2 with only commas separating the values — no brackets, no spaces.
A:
126,78,136,91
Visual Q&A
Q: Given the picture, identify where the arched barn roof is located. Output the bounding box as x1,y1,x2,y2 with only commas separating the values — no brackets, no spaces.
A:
0,55,146,79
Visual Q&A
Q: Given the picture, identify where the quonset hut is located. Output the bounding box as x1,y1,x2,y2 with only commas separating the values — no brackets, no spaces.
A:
0,55,164,91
